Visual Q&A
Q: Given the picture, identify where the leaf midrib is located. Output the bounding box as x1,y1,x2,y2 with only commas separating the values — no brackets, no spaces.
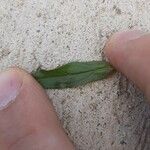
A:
38,65,112,79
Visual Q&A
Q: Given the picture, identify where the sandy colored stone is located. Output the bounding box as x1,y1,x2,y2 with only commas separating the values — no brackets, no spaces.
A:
0,0,150,149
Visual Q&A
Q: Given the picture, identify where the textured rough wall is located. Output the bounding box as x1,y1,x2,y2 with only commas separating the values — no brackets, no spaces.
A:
0,0,150,149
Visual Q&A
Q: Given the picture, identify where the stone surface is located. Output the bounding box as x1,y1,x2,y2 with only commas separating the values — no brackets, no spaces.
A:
0,0,150,149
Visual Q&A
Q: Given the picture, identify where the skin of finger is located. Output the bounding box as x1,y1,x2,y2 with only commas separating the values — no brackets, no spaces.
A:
0,68,74,150
105,34,150,99
0,139,7,150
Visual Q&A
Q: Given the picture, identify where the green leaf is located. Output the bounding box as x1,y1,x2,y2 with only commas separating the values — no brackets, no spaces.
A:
32,61,115,89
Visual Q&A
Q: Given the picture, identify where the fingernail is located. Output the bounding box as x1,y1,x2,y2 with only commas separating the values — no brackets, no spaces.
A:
112,30,144,44
0,70,22,110
105,30,144,61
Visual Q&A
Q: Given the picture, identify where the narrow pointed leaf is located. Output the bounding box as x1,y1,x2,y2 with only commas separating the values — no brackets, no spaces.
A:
32,61,115,89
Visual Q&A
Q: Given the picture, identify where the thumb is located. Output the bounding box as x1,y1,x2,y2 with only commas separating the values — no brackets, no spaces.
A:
105,30,150,100
0,68,74,149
